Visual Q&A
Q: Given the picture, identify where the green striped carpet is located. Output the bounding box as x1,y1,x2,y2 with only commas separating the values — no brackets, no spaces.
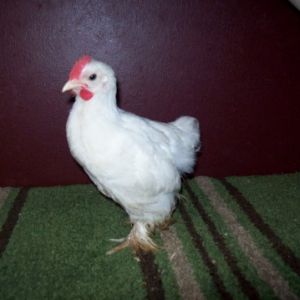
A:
0,173,299,299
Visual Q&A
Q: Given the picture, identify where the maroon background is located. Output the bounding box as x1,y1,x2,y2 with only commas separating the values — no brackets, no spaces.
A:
0,0,299,186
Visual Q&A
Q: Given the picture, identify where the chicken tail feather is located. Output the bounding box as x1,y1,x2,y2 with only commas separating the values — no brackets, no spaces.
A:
172,116,201,174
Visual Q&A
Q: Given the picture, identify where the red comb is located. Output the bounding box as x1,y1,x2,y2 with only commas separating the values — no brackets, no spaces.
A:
69,55,92,80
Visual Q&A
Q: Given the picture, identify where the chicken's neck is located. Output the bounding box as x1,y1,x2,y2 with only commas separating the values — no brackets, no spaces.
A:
75,88,119,120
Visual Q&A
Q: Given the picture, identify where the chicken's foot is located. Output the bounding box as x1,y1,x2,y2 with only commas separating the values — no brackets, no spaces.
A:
106,222,157,255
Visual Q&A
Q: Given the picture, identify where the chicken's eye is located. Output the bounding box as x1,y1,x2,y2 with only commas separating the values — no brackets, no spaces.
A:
89,73,97,81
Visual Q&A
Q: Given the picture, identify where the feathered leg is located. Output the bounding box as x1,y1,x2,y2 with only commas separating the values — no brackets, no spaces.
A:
158,217,175,230
106,222,157,255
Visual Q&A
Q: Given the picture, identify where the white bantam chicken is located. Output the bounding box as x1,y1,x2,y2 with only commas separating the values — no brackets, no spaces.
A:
62,56,200,254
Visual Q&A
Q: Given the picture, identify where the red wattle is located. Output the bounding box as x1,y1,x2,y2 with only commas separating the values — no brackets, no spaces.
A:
80,88,94,101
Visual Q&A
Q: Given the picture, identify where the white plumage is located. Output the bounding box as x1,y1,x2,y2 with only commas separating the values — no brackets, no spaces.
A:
62,56,200,254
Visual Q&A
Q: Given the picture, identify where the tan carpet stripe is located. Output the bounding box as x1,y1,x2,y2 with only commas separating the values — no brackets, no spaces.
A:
161,226,206,300
178,201,233,300
185,181,260,299
0,187,10,210
196,177,299,300
220,178,300,277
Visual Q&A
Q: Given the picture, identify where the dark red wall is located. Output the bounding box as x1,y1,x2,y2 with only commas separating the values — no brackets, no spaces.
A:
0,0,299,186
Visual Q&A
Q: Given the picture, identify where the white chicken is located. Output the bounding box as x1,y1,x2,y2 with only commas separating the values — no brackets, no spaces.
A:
62,56,200,254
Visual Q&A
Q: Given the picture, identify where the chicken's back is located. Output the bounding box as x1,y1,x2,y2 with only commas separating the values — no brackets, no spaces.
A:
120,110,200,175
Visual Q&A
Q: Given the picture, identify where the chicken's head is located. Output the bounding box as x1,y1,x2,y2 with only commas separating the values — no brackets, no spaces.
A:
62,55,116,101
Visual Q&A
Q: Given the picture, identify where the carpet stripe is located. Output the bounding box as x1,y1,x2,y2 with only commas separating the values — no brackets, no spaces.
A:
178,201,233,300
137,251,165,300
160,226,206,300
196,177,299,300
0,188,10,210
0,187,29,257
185,181,260,300
220,178,300,277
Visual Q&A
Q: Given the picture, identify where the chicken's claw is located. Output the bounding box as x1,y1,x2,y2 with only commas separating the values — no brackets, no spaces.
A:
109,238,126,243
106,239,130,255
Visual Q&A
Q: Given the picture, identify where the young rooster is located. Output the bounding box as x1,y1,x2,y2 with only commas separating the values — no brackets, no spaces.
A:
62,56,200,254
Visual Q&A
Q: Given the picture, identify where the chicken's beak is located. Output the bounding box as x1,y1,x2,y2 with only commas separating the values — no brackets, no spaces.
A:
62,80,83,93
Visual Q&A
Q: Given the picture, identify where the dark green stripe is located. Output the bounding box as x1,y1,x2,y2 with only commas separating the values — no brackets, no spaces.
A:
178,199,233,299
212,177,300,297
154,235,181,300
190,179,276,299
220,178,300,277
173,209,221,299
185,181,260,299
